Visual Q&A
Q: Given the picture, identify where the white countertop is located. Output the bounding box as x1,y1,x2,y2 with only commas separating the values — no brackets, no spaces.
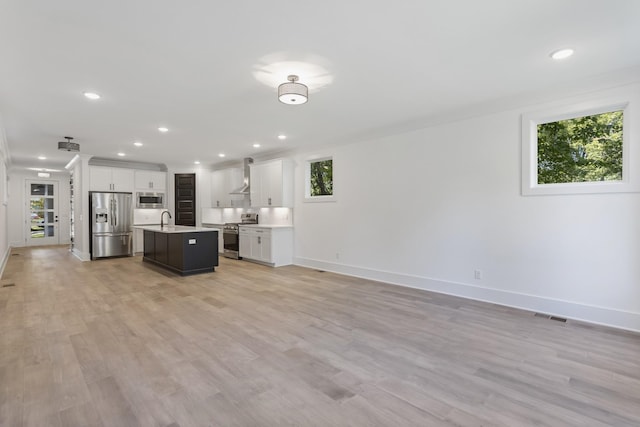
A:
238,224,293,229
135,225,219,234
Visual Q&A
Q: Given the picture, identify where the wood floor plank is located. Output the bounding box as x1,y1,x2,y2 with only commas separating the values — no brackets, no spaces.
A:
1,245,639,426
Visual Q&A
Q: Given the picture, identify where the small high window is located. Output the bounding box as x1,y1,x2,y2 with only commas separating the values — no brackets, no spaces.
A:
537,110,623,184
521,90,639,196
305,156,335,202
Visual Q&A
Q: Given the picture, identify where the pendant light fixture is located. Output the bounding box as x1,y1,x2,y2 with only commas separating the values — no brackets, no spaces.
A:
278,75,308,105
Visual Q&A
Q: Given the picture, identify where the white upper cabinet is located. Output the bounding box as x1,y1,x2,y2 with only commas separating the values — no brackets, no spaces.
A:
250,159,293,207
211,168,244,208
135,170,167,191
89,166,135,192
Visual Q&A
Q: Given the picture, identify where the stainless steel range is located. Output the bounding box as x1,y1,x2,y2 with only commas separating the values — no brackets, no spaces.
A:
223,213,258,259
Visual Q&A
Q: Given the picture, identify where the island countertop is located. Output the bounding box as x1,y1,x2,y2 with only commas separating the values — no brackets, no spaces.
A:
135,225,219,233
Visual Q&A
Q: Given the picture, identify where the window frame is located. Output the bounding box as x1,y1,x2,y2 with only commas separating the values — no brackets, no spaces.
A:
304,155,335,203
521,94,639,196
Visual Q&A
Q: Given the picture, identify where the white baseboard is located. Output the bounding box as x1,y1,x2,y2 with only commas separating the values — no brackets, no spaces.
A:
72,248,91,261
0,245,10,278
293,257,640,333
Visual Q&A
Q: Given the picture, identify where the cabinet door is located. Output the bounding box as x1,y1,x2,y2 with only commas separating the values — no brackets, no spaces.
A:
211,170,226,207
89,166,113,191
111,168,135,192
239,230,251,258
265,161,283,206
252,229,270,262
135,171,152,189
250,163,269,207
150,172,166,190
259,233,272,262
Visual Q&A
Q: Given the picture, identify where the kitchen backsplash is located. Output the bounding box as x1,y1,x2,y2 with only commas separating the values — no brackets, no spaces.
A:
201,207,292,226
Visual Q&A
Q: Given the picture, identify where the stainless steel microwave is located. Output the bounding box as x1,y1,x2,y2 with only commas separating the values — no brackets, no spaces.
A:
136,192,165,209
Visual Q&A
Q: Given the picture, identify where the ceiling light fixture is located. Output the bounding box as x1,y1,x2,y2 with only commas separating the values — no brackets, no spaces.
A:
117,152,125,157
278,75,308,105
38,172,51,178
253,143,261,148
38,156,47,160
83,92,101,100
158,127,169,133
550,48,574,60
218,153,225,158
134,141,143,147
194,161,200,165
278,134,287,140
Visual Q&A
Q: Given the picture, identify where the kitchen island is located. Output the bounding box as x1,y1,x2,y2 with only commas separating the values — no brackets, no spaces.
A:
137,225,218,275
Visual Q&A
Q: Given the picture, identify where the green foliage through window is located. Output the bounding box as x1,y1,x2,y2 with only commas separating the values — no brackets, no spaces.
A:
309,159,333,196
537,110,623,184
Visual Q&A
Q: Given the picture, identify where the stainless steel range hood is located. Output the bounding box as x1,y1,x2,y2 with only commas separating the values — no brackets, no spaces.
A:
230,157,253,195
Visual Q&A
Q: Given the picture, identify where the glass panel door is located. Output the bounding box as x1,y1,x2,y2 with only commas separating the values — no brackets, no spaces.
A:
27,181,59,245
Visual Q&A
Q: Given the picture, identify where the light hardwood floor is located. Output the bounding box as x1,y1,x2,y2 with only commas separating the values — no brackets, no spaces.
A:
1,246,639,426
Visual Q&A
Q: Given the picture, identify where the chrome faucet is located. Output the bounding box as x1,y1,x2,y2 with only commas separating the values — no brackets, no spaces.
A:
160,210,172,228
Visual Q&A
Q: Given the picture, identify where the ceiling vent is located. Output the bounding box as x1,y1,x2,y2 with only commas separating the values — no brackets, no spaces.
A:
58,136,79,152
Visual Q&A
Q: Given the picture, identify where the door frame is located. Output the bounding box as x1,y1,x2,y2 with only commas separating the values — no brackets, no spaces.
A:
25,179,60,246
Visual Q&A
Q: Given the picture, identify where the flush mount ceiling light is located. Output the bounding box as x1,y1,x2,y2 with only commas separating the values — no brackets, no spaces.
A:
278,134,287,140
158,127,169,133
550,48,574,60
133,141,143,147
117,152,125,157
278,75,308,105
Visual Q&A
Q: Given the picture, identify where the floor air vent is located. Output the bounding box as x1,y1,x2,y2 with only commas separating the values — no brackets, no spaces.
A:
534,313,567,323
2,283,16,287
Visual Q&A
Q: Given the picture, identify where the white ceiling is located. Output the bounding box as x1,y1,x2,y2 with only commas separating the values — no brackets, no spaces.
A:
1,0,640,170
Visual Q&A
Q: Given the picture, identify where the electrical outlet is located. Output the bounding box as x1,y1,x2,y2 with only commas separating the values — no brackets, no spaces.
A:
474,269,482,280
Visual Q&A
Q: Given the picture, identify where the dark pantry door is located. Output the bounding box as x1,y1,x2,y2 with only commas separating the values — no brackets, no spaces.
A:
174,173,196,226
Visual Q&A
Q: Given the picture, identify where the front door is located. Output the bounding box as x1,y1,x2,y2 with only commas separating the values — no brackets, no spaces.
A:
27,181,59,245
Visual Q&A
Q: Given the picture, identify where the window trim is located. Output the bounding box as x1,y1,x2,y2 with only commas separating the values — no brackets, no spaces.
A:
304,155,335,203
521,95,639,196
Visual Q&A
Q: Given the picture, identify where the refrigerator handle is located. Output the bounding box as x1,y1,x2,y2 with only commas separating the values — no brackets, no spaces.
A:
112,197,117,227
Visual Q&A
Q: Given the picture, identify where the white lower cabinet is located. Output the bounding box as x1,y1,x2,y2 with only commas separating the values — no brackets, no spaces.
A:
239,226,292,267
133,228,144,254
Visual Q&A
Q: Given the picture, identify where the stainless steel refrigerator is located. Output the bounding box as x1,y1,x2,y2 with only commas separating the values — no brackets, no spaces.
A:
90,191,133,259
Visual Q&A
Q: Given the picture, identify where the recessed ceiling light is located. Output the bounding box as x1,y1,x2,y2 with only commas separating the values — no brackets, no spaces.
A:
38,156,47,160
218,153,225,158
117,152,125,157
278,134,287,140
83,92,101,100
253,143,261,148
550,48,574,60
133,141,143,147
194,161,200,165
158,127,169,133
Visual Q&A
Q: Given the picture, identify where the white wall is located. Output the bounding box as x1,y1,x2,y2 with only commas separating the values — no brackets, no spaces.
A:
7,169,71,248
0,118,9,275
293,81,640,332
